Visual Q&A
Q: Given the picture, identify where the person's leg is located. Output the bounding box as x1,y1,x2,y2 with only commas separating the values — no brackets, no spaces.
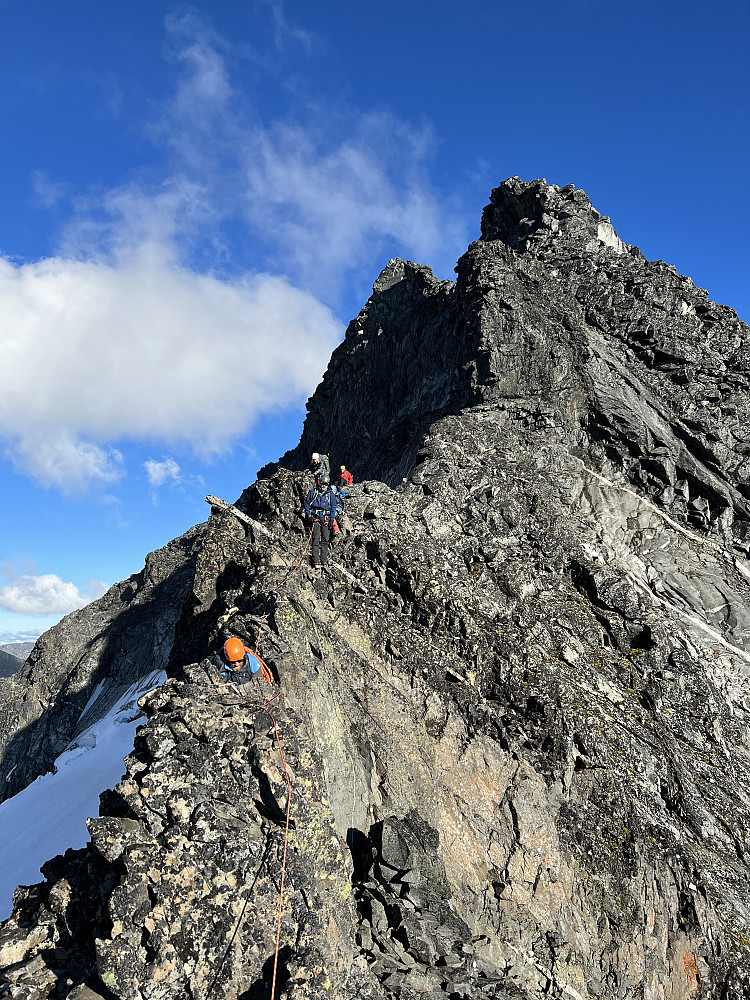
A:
320,522,331,564
312,520,321,564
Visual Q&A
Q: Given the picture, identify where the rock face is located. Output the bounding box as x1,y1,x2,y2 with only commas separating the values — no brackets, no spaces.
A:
2,178,750,1000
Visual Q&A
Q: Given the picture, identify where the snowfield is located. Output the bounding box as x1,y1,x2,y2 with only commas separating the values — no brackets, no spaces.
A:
0,670,166,920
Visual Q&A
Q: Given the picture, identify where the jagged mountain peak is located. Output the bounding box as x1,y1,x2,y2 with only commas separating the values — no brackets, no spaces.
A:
2,179,750,1000
370,257,445,296
481,176,630,255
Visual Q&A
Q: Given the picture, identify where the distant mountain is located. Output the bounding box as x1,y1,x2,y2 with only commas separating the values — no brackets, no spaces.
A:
0,649,22,678
0,641,34,661
2,178,749,999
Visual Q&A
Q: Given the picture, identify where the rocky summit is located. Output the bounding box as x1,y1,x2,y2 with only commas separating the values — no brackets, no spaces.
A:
1,178,750,1000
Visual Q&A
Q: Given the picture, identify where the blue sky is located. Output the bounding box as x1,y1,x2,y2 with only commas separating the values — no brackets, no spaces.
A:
0,0,748,640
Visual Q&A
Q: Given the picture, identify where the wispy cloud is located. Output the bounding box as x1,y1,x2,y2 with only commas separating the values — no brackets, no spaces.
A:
100,13,467,286
143,455,204,504
31,170,73,210
240,114,465,286
258,0,320,54
144,457,182,488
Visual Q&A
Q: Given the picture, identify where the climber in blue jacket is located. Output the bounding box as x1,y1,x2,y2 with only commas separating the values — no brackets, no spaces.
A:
304,475,338,567
213,637,272,683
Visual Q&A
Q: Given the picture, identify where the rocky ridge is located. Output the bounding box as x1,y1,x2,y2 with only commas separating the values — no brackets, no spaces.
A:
1,179,750,1000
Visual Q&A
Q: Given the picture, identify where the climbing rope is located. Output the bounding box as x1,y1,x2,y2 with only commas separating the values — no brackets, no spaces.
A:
201,675,291,1000
203,835,274,1000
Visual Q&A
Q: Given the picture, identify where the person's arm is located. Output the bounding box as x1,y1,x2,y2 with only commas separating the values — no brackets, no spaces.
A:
304,489,313,518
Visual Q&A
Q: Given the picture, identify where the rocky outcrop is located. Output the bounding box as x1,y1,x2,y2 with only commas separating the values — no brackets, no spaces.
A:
2,179,750,1000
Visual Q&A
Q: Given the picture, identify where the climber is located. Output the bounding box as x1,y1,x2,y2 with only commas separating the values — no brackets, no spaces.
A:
310,452,330,485
213,636,272,684
334,482,347,517
338,465,353,488
304,474,337,567
332,481,350,539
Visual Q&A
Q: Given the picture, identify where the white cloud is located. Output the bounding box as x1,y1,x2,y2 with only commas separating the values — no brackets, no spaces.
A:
0,247,341,491
144,457,181,487
0,574,109,617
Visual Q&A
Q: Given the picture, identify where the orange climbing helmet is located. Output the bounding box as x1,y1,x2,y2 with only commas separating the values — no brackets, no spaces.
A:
224,637,246,662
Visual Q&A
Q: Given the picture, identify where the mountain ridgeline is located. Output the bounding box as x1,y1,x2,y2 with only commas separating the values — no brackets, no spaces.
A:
1,178,749,1000
0,649,23,680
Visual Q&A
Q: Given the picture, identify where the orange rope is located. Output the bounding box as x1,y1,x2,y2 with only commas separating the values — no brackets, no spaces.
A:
204,523,312,996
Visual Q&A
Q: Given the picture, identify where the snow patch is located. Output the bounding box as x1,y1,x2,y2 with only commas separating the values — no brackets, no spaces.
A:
0,669,166,920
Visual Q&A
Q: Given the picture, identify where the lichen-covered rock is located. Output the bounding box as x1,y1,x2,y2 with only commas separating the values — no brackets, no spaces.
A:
2,179,750,999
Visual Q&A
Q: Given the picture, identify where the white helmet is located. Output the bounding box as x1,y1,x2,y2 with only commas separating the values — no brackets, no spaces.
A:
312,452,320,460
